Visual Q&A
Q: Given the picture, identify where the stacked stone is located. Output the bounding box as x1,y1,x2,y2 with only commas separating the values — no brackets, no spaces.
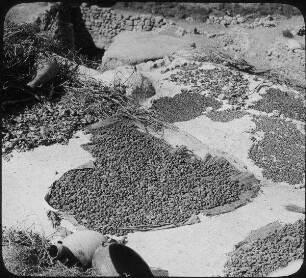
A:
79,3,169,43
206,14,246,27
251,15,277,28
206,13,277,28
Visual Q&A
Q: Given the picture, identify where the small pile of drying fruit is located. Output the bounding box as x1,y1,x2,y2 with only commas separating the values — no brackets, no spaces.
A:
249,115,305,185
151,91,222,123
224,219,305,277
165,67,250,105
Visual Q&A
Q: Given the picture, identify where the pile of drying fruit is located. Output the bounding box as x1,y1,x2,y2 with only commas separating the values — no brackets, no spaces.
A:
48,121,259,235
249,115,305,185
165,67,250,105
224,219,305,277
2,84,128,155
206,110,247,122
2,101,93,153
151,91,222,123
253,88,305,122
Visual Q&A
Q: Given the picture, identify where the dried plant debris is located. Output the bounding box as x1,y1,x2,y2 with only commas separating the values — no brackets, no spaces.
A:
206,110,247,122
164,67,250,105
2,227,94,276
1,83,127,154
249,115,305,185
151,91,222,123
253,88,305,121
223,219,305,277
260,71,305,95
47,122,259,235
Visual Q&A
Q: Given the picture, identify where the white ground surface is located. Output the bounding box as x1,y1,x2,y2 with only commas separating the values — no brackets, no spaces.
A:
126,60,305,276
2,131,94,238
127,183,304,276
175,114,263,178
2,57,304,276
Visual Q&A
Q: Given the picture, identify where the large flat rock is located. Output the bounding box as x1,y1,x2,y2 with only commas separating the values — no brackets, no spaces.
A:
100,31,195,70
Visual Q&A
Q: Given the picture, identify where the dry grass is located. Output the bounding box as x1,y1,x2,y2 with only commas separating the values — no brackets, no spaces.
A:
2,20,100,109
2,227,53,275
62,76,167,132
2,227,95,276
2,20,169,155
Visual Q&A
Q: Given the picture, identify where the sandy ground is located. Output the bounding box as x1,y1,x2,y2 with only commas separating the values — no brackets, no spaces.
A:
127,182,304,276
126,59,305,276
2,37,304,277
2,131,94,237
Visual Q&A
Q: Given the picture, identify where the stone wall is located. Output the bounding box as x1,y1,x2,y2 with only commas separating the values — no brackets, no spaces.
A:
206,13,277,28
79,3,172,46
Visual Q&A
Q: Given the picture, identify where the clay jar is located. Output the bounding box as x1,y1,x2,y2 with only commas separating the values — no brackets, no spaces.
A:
48,230,108,268
92,242,154,277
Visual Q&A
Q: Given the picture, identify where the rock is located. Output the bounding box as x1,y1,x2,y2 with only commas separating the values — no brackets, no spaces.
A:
207,33,216,38
76,161,95,170
163,56,171,66
114,66,156,102
101,31,193,70
290,28,299,36
272,110,280,117
206,107,213,113
90,5,98,10
94,38,109,49
264,20,276,27
237,16,245,23
287,39,304,51
155,16,163,23
267,48,273,56
186,17,194,22
116,14,123,20
175,27,187,37
297,25,305,36
4,141,14,149
185,214,200,225
193,27,199,34
155,59,164,67
224,15,233,21
143,25,152,31
168,20,175,25
160,68,170,74
220,20,227,26
218,93,226,100
56,226,73,238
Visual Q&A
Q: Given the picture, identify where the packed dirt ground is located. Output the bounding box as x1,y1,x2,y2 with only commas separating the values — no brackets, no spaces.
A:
2,2,305,277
